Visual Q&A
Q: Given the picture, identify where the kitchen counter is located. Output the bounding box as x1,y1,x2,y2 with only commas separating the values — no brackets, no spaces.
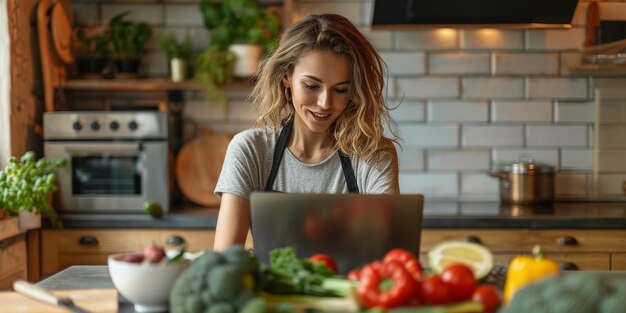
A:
44,201,626,229
38,265,134,313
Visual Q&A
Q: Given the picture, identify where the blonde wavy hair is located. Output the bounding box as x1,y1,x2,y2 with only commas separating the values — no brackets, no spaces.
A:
250,14,397,167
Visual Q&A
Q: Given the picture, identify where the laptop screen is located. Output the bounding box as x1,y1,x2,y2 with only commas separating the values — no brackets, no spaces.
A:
250,192,424,274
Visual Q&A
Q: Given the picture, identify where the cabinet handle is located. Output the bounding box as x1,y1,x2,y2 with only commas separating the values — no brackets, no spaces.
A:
78,235,99,246
464,235,483,245
559,262,579,271
557,236,578,246
165,234,186,246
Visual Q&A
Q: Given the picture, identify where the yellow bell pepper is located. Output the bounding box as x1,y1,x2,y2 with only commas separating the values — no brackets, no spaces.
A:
503,245,559,303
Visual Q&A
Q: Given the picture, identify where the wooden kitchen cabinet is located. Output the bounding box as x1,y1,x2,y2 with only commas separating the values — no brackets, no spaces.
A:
611,254,626,270
40,229,216,278
420,229,626,271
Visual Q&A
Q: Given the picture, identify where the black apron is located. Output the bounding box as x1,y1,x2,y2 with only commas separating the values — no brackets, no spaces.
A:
263,119,359,193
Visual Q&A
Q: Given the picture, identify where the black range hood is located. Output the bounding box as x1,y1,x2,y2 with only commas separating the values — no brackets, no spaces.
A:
373,0,580,29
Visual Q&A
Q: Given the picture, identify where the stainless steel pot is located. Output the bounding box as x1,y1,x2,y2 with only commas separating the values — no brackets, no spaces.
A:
490,158,555,205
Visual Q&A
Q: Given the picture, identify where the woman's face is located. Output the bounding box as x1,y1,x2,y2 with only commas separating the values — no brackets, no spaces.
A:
284,49,352,134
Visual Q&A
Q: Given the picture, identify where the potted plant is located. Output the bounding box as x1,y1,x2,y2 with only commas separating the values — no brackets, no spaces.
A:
199,0,280,78
159,33,193,82
107,12,152,79
76,29,109,79
0,151,66,229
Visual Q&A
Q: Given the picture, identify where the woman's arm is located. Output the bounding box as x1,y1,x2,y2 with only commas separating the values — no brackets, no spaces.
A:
213,192,251,251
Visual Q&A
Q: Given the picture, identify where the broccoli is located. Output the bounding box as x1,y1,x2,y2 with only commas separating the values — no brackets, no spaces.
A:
170,245,259,313
500,272,626,313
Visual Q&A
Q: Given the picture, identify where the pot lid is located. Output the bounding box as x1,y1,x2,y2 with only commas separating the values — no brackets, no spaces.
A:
498,156,555,174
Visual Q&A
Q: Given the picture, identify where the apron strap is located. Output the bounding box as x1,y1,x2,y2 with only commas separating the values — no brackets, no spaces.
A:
264,119,293,191
264,118,360,193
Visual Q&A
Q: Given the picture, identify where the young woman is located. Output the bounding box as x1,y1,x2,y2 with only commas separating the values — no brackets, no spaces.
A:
213,14,399,250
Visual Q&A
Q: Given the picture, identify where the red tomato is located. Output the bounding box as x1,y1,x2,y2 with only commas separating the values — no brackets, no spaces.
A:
472,284,501,313
440,264,477,302
419,275,449,305
347,269,361,281
309,254,338,274
383,248,423,281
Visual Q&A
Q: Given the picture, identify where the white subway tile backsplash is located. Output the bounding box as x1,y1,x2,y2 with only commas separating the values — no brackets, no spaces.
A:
561,149,593,171
555,173,589,198
398,124,459,147
596,125,626,149
297,2,362,25
165,4,203,26
461,174,499,195
492,149,559,167
399,172,458,196
555,101,595,123
560,52,584,75
73,4,100,25
597,100,626,123
395,29,459,50
494,52,559,75
592,174,626,197
397,147,424,170
492,100,552,122
397,78,459,99
382,52,426,75
463,126,524,147
390,100,425,122
461,29,524,50
183,99,227,122
462,77,524,99
102,4,163,25
427,150,491,171
526,28,585,50
227,100,257,122
528,78,588,100
596,150,626,172
527,126,588,147
428,52,490,75
428,100,488,122
360,27,392,50
188,27,211,50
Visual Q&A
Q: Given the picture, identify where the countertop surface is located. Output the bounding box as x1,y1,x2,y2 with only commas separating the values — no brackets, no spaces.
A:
45,201,626,229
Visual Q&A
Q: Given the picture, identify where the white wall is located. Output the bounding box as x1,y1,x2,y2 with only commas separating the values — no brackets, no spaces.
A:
0,0,11,167
71,0,626,200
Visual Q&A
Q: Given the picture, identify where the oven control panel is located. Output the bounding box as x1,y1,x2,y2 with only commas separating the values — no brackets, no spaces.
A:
43,112,168,140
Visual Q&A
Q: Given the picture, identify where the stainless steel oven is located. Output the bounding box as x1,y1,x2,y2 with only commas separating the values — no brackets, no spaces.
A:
44,112,169,213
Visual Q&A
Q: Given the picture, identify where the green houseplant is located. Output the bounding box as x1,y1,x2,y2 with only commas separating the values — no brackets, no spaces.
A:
107,12,152,78
76,29,110,79
159,33,193,82
0,151,66,229
196,0,280,104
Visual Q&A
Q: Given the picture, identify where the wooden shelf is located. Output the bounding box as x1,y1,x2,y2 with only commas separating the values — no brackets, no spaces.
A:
570,64,626,75
61,78,254,92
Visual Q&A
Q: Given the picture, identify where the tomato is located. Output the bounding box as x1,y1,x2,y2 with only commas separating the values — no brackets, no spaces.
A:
472,284,501,313
309,254,338,274
347,269,361,281
440,264,477,302
383,248,423,281
419,275,449,305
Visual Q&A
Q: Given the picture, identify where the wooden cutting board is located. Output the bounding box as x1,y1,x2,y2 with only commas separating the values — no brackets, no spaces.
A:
175,129,232,207
0,288,118,313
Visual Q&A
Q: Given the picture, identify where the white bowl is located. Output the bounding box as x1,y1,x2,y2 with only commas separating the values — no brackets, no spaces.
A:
108,253,190,313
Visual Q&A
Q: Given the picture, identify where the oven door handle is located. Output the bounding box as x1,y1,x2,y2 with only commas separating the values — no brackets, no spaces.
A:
63,143,142,156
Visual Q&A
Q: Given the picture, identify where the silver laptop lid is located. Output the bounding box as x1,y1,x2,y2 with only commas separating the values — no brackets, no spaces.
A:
250,192,424,274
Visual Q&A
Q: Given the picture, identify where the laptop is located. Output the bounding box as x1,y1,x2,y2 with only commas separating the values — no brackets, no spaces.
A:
250,192,424,274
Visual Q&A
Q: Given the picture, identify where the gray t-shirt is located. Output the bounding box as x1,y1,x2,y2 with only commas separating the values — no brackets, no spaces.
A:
215,127,399,199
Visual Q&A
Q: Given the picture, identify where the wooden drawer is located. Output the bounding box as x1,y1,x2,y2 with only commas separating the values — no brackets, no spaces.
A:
611,253,626,270
0,234,28,290
421,229,626,254
41,229,216,277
